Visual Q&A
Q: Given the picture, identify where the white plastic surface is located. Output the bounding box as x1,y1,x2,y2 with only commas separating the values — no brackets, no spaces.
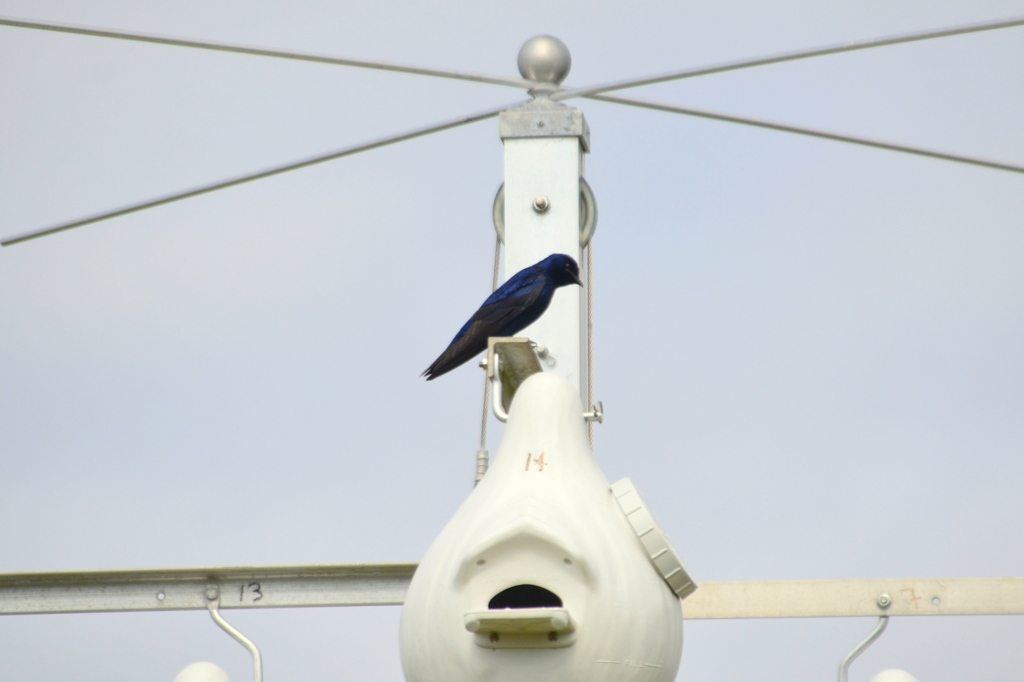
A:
870,671,921,682
400,373,682,682
611,478,697,599
172,662,231,682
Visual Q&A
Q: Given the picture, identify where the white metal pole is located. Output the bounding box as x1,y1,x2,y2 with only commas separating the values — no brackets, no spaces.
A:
499,37,591,398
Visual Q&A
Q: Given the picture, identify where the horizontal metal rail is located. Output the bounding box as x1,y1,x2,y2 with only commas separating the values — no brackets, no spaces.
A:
2,564,1022,619
682,577,1024,619
0,563,416,615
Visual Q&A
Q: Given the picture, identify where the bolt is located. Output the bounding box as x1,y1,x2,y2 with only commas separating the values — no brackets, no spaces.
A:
489,632,499,643
205,586,219,602
533,196,550,213
877,593,891,609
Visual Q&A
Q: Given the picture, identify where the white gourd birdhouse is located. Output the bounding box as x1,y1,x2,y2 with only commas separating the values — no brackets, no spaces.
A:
400,372,692,682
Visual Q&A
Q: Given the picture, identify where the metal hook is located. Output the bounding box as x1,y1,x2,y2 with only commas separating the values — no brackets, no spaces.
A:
205,585,264,682
489,354,509,423
838,615,889,682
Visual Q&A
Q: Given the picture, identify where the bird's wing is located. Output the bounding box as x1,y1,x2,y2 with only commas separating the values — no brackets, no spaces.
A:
455,267,547,341
423,268,547,380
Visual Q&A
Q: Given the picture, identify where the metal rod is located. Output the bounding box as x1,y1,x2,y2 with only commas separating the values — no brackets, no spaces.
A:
0,16,532,90
586,241,594,445
1,100,527,246
588,93,1024,175
207,592,264,682
838,616,889,682
552,15,1024,101
490,354,510,423
3,569,1024,617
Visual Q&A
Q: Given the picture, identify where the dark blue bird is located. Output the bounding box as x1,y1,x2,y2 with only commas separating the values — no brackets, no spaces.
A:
423,253,583,380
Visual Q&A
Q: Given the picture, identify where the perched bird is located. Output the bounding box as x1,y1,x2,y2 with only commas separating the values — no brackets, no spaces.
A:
423,253,583,380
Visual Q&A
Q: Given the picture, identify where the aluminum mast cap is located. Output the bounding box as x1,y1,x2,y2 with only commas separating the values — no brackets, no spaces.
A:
612,478,697,599
517,35,571,84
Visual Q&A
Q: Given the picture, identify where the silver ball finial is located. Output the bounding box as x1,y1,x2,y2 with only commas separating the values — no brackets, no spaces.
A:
517,35,571,84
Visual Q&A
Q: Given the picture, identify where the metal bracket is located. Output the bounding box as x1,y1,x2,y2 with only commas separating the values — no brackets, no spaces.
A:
484,338,602,424
485,337,543,422
204,585,264,682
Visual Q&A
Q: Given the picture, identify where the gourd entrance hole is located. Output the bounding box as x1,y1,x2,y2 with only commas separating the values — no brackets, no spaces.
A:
488,584,563,609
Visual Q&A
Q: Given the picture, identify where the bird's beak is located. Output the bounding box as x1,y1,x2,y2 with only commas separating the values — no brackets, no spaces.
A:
570,271,583,286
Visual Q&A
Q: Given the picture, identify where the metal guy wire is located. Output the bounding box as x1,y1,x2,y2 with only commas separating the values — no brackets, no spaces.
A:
552,14,1024,101
1,100,528,246
475,235,503,485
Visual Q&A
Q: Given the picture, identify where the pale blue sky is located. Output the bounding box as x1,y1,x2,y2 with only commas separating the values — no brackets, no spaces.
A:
1,1,1023,680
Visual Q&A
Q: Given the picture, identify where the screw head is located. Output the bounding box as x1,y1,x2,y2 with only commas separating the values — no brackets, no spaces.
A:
489,632,499,643
877,593,892,608
205,586,219,601
533,196,550,213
